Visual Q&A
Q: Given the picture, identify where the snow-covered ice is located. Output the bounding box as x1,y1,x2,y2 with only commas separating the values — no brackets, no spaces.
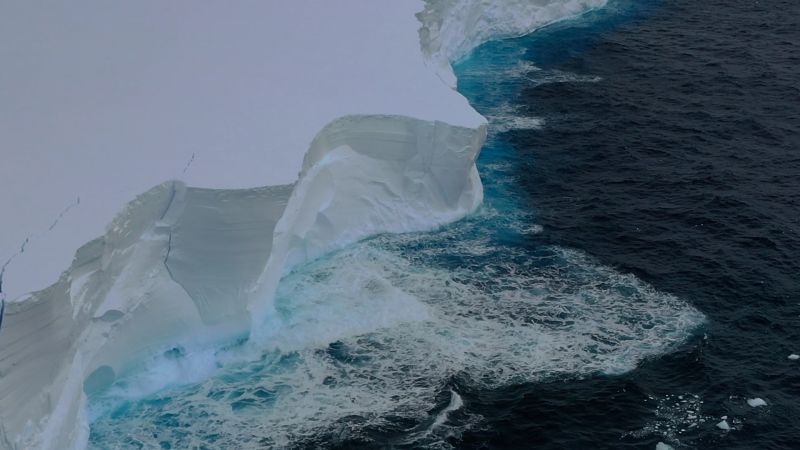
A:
747,398,767,407
0,0,487,302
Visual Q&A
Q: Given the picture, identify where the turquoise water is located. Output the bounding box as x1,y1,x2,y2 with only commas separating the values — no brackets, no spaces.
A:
88,4,705,448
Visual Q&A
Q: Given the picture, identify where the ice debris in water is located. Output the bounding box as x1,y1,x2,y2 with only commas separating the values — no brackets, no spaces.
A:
656,442,674,450
624,393,708,442
716,420,730,431
747,398,767,407
788,354,799,360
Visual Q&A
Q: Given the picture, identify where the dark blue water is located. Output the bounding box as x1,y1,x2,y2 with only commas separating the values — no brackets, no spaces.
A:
88,0,799,448
450,0,800,448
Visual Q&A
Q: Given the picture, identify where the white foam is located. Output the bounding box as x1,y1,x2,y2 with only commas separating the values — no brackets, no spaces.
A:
460,61,603,135
89,214,703,447
486,103,546,133
432,390,464,431
523,67,603,87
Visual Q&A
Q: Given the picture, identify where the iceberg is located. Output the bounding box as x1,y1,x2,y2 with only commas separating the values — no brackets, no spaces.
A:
0,0,604,448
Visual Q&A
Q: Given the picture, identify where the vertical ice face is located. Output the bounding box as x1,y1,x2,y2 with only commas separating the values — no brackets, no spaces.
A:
165,185,294,325
248,115,485,330
417,0,606,86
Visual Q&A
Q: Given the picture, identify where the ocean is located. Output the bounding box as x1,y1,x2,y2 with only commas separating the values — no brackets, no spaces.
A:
88,0,799,448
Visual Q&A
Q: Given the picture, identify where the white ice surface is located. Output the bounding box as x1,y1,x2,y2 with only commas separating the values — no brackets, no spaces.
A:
0,0,484,301
747,398,767,407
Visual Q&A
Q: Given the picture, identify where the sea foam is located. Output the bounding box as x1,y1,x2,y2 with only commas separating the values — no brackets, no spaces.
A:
88,202,703,447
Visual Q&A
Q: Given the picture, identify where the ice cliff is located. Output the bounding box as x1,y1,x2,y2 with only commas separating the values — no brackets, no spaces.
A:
0,0,603,448
418,0,605,86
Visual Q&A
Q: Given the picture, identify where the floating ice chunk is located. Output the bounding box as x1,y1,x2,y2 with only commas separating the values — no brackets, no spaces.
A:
656,442,674,450
716,420,731,431
747,398,767,407
788,354,799,360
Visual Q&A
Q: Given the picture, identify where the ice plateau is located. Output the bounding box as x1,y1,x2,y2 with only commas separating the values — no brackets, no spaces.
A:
0,0,604,448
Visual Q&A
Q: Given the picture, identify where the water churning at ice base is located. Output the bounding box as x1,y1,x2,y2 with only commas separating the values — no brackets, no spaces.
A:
88,7,704,450
89,194,702,448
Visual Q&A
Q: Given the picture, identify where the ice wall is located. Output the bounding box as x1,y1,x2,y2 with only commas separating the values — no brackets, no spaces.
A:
0,0,602,448
418,0,606,86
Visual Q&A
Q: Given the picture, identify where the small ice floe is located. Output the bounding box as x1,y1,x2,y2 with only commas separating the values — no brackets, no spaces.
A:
716,419,731,431
747,398,767,407
656,442,674,450
788,354,799,360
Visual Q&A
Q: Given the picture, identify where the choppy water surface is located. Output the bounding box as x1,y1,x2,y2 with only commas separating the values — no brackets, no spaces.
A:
90,0,799,448
455,0,800,448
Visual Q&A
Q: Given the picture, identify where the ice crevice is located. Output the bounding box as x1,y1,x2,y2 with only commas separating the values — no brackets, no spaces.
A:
0,196,81,302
